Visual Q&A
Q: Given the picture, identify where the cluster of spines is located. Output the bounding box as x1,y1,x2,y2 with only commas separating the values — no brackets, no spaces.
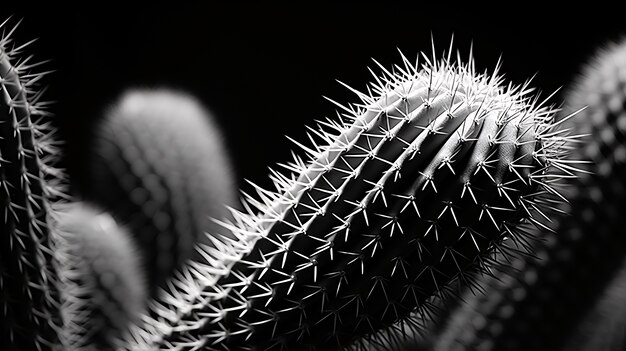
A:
87,88,238,297
430,38,626,351
120,46,579,350
55,202,147,351
0,19,66,351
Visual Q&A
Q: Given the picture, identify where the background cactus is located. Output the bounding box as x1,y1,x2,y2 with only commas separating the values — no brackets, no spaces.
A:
0,19,66,351
86,88,239,296
557,40,626,350
55,202,147,351
430,38,626,351
120,47,578,350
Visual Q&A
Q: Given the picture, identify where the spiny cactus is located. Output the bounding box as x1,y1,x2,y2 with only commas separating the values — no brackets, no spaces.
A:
87,88,238,296
0,18,66,351
55,202,147,351
120,45,579,350
431,38,626,351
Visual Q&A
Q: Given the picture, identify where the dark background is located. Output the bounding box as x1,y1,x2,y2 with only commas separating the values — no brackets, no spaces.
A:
2,3,625,197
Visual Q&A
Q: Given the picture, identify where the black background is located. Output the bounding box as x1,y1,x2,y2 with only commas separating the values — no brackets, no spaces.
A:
2,3,625,197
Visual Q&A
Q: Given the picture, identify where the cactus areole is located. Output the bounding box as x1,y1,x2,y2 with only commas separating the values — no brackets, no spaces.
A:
122,46,578,350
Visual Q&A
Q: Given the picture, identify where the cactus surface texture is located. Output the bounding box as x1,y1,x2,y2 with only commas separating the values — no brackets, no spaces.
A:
88,88,238,296
431,38,626,351
55,202,147,351
0,19,65,351
119,47,578,350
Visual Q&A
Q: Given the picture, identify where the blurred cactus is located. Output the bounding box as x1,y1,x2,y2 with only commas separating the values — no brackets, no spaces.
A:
0,18,66,351
431,38,626,351
87,88,238,296
120,47,578,350
55,202,146,351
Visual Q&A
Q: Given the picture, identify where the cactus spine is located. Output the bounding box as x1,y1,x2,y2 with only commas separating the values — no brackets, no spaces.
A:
432,38,626,351
0,19,66,350
56,202,147,351
120,46,578,350
87,88,238,296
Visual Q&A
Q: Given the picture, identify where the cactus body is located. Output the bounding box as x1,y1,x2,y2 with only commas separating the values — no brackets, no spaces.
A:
432,39,626,351
88,88,238,296
56,202,147,351
559,41,626,350
121,48,577,350
0,19,65,351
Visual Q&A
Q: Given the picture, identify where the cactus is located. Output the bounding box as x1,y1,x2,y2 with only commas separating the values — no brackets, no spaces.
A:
119,46,579,350
55,202,147,351
560,42,626,351
54,203,145,350
87,88,239,296
0,18,66,350
431,38,626,351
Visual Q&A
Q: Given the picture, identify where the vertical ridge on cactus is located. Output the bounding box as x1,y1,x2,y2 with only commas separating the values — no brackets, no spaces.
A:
120,43,581,350
87,88,239,297
431,38,626,351
55,202,147,351
0,18,67,351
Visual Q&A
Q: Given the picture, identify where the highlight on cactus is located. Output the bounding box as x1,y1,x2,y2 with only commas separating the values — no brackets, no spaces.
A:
55,202,147,351
0,18,67,351
119,41,582,350
87,88,239,297
429,38,626,351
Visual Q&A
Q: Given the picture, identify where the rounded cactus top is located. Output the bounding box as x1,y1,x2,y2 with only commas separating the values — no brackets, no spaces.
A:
122,43,583,350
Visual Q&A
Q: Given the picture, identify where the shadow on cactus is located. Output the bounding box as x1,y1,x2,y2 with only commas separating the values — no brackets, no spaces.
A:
119,42,582,350
0,18,67,351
